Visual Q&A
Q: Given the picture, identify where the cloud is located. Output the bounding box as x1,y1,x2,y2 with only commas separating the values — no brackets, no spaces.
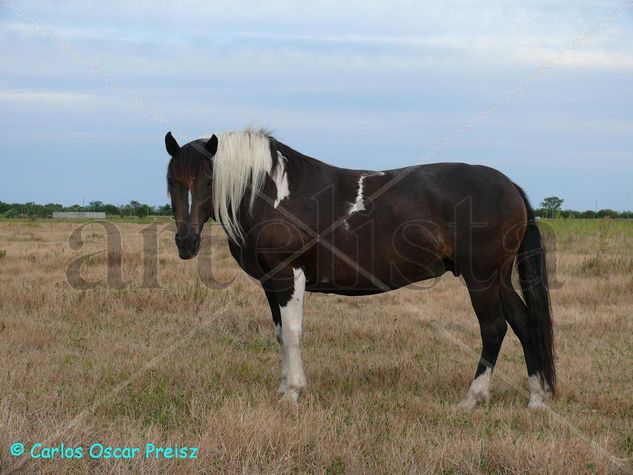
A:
0,89,96,104
1,0,632,209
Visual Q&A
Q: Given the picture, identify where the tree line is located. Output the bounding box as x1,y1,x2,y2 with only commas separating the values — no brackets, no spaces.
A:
0,201,172,218
0,197,631,219
536,196,633,219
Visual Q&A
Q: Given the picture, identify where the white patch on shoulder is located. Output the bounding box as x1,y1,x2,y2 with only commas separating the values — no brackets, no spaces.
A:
272,151,290,208
349,175,366,214
458,367,492,410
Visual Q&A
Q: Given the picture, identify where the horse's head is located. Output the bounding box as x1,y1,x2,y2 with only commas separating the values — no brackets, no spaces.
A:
165,132,218,259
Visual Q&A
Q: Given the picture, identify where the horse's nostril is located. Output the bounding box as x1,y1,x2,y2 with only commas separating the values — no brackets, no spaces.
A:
175,234,184,245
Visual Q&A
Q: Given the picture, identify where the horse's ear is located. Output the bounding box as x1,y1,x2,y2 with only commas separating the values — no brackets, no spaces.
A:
205,134,218,156
165,132,180,157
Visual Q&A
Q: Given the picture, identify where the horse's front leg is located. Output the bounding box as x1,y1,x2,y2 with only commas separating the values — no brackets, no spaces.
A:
263,267,307,402
264,290,288,394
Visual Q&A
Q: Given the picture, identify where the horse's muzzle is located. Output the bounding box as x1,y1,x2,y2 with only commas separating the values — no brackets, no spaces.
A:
175,232,200,260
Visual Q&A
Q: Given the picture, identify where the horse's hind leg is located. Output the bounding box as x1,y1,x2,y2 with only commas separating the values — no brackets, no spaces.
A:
499,282,551,408
458,280,507,409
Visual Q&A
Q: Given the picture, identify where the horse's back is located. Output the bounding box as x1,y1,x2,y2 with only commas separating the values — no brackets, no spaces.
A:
379,162,526,223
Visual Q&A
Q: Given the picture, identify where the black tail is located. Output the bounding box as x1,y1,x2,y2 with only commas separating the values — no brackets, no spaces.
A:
514,185,556,394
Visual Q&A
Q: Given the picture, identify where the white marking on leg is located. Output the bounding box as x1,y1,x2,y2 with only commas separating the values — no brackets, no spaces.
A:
349,175,366,214
274,323,287,392
527,374,551,409
279,268,306,402
458,367,493,409
274,323,283,345
272,152,290,208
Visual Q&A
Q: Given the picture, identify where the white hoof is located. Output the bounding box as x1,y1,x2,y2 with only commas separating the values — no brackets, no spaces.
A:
458,368,492,410
457,397,478,410
527,375,552,409
528,398,548,409
277,379,288,395
279,388,301,404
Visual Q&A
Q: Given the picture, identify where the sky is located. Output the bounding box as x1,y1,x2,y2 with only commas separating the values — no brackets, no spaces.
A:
1,1,632,210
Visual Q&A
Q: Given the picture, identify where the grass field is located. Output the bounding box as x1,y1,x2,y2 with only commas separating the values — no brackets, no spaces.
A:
0,218,632,473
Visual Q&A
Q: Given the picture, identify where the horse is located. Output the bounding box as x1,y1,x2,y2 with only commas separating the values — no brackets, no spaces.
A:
164,128,555,409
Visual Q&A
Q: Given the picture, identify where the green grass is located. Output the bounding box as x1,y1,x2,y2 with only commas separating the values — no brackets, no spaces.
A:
541,217,633,239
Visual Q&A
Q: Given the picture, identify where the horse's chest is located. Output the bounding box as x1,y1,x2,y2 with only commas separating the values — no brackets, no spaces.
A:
227,242,266,280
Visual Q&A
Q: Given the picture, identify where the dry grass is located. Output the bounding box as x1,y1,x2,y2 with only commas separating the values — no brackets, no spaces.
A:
0,219,632,474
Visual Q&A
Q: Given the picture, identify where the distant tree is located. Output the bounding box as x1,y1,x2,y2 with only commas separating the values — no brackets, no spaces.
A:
89,200,104,211
597,209,618,219
156,204,172,215
125,200,142,217
102,204,120,216
45,203,64,211
21,202,49,218
3,208,19,218
540,196,564,218
136,205,149,218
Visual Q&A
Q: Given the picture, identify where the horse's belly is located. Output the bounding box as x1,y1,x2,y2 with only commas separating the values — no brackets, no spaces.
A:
305,238,449,295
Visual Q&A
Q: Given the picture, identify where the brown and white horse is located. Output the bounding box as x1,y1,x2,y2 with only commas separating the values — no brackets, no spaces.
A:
164,129,555,408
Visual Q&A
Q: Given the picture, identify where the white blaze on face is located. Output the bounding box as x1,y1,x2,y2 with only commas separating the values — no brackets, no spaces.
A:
272,152,290,208
349,175,366,214
188,190,193,214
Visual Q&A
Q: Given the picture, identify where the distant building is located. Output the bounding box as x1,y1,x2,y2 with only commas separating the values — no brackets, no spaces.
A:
52,212,106,219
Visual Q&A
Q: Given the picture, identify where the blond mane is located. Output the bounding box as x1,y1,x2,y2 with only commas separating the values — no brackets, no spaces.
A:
207,130,273,243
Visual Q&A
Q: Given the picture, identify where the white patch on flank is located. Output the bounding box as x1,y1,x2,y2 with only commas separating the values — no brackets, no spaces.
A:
200,130,273,243
349,175,366,214
272,151,290,208
458,367,492,410
527,374,551,409
279,268,307,402
188,190,193,214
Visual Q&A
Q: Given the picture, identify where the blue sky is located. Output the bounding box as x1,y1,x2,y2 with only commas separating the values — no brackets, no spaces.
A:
1,1,632,210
